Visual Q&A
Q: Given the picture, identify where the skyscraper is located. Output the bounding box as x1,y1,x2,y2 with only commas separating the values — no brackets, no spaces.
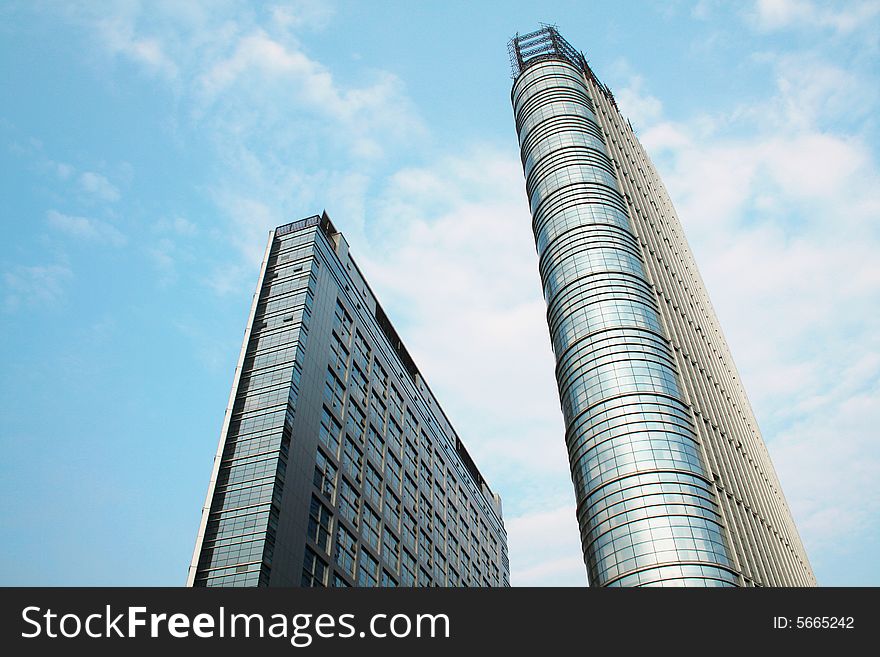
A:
188,213,509,587
509,26,814,587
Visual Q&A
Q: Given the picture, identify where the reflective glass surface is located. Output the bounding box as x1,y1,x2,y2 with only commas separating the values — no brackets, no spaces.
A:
513,60,738,586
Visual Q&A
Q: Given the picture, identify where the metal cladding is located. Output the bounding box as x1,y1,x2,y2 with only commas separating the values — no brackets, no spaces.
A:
510,26,814,586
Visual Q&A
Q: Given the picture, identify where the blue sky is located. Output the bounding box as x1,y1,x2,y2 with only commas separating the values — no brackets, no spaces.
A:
1,0,878,586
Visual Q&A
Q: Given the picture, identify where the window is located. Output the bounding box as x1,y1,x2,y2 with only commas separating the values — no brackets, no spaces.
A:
449,535,460,570
372,361,388,397
307,495,333,552
433,454,445,488
403,473,418,509
461,551,471,586
383,488,401,532
419,432,433,464
418,459,433,495
433,490,446,518
362,504,381,551
418,505,433,534
350,364,368,401
345,402,365,442
384,452,401,493
447,507,458,537
433,548,446,585
401,549,416,586
323,369,345,415
329,333,349,380
380,570,397,588
333,525,357,577
388,386,403,422
313,448,337,502
341,437,363,483
318,406,341,456
369,395,386,433
446,470,458,506
302,547,327,587
404,439,418,474
382,529,400,570
367,426,384,466
353,331,370,372
364,463,383,510
357,548,378,587
332,300,352,341
433,515,446,551
387,418,403,454
418,530,432,567
332,573,350,588
404,409,418,439
338,478,360,528
402,510,417,551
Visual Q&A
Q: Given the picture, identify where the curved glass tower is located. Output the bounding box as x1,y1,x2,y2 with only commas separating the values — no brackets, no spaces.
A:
509,27,815,587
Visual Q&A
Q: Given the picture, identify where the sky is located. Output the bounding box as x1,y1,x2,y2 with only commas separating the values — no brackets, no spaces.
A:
1,0,878,587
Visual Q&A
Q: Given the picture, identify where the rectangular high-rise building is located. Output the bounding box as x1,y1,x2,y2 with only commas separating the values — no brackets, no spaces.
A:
188,213,509,587
509,27,814,586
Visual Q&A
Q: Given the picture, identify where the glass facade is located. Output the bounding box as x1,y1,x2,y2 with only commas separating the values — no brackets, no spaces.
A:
510,27,815,586
188,214,509,587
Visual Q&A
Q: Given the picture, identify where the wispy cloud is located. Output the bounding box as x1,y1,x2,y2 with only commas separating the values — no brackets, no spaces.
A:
69,1,425,300
189,24,423,168
78,171,120,202
93,12,179,80
154,216,198,237
146,238,178,286
3,263,72,312
749,0,880,33
47,209,127,246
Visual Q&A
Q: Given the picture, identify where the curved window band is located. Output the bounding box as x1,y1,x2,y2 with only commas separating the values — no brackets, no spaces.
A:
513,57,737,587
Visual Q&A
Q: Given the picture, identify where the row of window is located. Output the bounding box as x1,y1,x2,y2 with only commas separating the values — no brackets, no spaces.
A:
325,306,502,538
196,241,317,585
312,441,500,585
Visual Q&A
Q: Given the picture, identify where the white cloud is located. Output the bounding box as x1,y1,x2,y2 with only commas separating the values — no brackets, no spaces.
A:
270,1,335,32
735,52,873,132
147,237,177,285
154,216,198,237
750,0,880,33
78,171,120,202
202,262,252,298
209,194,281,267
195,28,423,160
47,209,127,246
3,263,72,312
71,2,425,302
615,75,663,129
358,147,562,430
771,383,880,578
52,161,74,180
94,14,179,79
170,216,198,236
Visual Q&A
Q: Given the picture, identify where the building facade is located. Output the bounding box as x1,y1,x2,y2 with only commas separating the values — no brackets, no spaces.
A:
509,27,814,587
188,213,509,587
